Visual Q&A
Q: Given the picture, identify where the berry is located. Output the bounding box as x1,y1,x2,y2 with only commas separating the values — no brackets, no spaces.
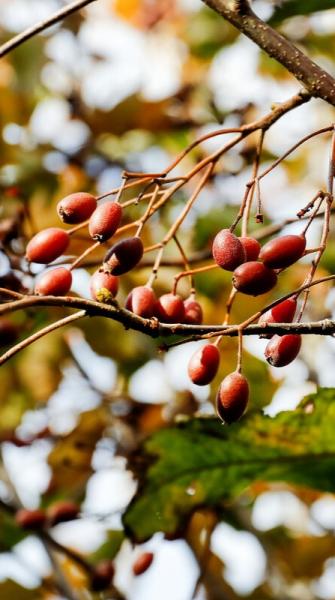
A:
264,334,301,367
89,202,122,242
57,192,97,224
259,234,306,269
126,286,156,318
35,267,72,296
90,560,115,592
47,501,80,526
0,319,19,347
104,237,144,275
212,229,246,271
15,508,46,530
239,236,261,261
154,293,185,323
133,552,154,576
26,228,69,264
216,372,249,424
233,261,277,296
188,344,220,386
258,297,297,338
90,269,119,303
183,298,203,325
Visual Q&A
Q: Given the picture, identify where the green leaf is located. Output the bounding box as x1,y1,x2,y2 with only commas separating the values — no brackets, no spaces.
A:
123,388,335,541
269,0,335,24
90,530,125,563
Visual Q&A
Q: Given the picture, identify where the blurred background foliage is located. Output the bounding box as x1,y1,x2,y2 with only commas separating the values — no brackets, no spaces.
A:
1,0,335,599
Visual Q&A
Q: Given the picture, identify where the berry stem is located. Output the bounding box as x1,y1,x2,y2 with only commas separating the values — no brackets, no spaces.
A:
241,129,265,236
173,263,217,295
69,241,100,271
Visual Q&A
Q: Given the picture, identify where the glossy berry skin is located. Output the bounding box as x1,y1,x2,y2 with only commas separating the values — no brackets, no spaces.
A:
91,561,115,592
212,229,246,271
154,293,185,323
0,319,19,347
35,267,72,296
47,501,80,526
216,372,249,424
26,228,69,264
90,269,119,303
89,202,122,242
188,344,220,386
258,297,297,338
264,334,301,367
239,236,261,261
126,286,156,318
15,509,46,530
57,192,97,224
259,234,306,269
133,552,154,576
233,261,277,296
183,298,203,325
104,237,143,275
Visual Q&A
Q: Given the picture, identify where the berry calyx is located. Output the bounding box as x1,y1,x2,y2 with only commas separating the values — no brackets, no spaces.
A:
104,237,144,275
216,371,249,424
154,293,185,323
57,192,97,224
133,552,154,576
183,298,203,325
239,236,261,261
126,286,156,318
26,228,69,264
47,501,80,526
233,261,277,296
90,560,115,592
35,267,72,296
15,508,46,530
188,344,220,386
90,269,119,303
258,297,297,338
212,229,246,271
259,234,306,269
264,334,302,367
89,202,122,242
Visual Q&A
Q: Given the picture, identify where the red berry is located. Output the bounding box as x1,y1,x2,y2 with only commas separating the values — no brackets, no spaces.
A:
264,334,302,367
0,319,19,347
212,229,246,271
90,269,119,303
216,372,249,424
26,228,69,264
15,508,46,530
154,293,185,323
183,298,203,325
259,234,306,269
258,297,297,338
233,261,277,296
91,560,115,591
126,286,156,318
188,344,220,386
104,237,144,275
239,236,261,261
35,267,72,296
89,202,122,242
47,501,80,526
133,552,154,576
57,192,97,224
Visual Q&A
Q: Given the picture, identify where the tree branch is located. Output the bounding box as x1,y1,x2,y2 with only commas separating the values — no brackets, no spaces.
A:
0,0,97,59
202,0,335,106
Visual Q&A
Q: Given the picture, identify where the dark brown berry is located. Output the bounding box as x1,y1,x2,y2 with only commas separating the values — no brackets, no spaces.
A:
133,552,154,576
15,508,46,530
57,192,97,224
126,286,156,318
91,560,115,591
264,334,301,367
216,372,249,423
183,298,203,325
0,319,19,347
258,297,297,338
188,344,220,386
104,237,144,275
259,234,306,269
212,229,246,271
239,236,261,261
35,267,72,296
47,501,80,526
89,202,122,242
154,293,185,323
233,261,277,296
90,269,119,303
26,228,69,264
